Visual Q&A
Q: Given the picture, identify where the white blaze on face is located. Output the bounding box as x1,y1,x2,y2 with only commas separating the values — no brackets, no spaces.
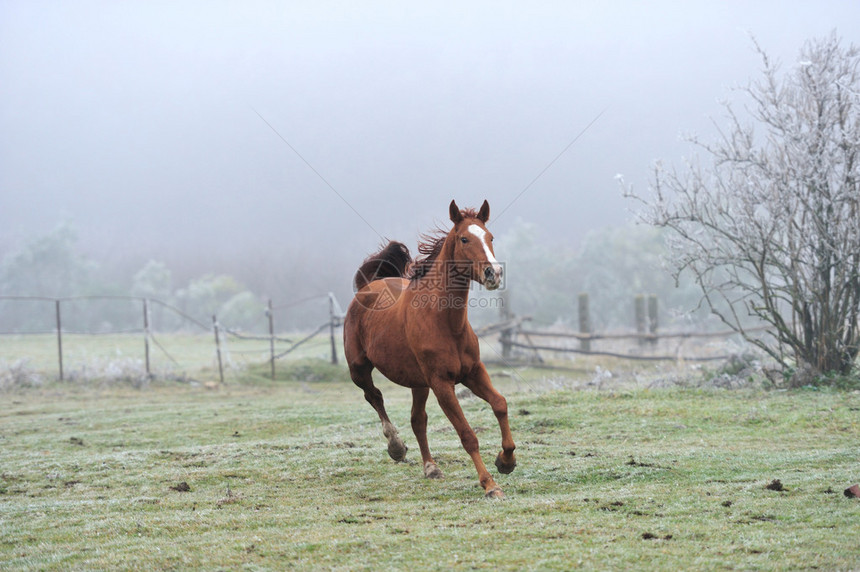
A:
467,224,503,278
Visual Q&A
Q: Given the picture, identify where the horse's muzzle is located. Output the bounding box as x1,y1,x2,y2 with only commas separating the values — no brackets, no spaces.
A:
483,264,503,290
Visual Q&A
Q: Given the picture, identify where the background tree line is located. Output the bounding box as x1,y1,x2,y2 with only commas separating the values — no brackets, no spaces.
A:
0,218,711,336
0,223,270,333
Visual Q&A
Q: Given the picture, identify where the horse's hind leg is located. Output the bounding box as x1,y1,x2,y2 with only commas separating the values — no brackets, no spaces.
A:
411,387,442,479
349,361,408,461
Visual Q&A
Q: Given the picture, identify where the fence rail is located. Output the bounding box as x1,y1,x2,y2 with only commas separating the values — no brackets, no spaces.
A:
485,293,769,365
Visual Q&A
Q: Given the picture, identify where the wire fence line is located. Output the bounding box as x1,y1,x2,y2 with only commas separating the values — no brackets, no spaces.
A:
0,294,344,382
0,295,212,335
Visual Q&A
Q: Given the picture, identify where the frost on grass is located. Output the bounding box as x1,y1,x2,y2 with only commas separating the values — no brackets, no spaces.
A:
67,358,152,388
0,359,44,391
64,358,198,388
0,356,201,391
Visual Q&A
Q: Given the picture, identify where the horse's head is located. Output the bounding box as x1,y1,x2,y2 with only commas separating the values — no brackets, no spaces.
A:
448,199,503,291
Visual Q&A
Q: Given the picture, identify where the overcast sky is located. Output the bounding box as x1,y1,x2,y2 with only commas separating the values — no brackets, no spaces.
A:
2,1,859,275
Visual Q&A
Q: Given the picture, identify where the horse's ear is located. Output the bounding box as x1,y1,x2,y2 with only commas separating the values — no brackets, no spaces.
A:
478,200,490,223
449,200,463,223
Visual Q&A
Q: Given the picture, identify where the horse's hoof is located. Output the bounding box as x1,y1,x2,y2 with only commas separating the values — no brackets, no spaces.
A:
423,462,443,479
387,439,408,462
485,486,505,499
495,452,517,474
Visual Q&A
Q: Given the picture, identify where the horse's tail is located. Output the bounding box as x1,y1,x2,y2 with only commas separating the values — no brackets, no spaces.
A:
353,241,412,291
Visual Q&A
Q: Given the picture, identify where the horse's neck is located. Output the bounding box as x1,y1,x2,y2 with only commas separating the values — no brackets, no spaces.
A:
427,241,470,332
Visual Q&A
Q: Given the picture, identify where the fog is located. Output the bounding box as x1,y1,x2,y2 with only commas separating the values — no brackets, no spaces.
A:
2,1,859,303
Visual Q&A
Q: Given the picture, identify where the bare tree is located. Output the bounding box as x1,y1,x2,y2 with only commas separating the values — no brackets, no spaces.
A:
624,33,860,377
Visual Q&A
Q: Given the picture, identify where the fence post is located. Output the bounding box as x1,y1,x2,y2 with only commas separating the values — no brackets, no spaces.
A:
267,299,276,380
578,292,591,352
142,298,151,378
213,315,224,384
55,299,64,381
635,294,646,346
499,290,512,359
328,294,338,365
648,294,658,346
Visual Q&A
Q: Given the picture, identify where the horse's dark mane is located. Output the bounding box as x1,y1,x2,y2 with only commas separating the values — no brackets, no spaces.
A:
407,208,479,281
407,228,448,281
354,208,481,287
353,241,412,291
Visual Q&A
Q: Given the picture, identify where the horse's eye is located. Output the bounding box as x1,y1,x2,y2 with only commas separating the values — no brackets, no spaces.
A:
460,237,468,244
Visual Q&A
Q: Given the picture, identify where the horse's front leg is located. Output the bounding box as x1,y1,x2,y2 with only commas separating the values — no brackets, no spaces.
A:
430,378,503,498
463,363,517,474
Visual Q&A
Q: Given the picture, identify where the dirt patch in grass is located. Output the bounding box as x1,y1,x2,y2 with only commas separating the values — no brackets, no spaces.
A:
765,479,786,492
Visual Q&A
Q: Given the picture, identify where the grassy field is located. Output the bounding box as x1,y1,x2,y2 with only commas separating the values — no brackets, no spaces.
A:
1,357,859,571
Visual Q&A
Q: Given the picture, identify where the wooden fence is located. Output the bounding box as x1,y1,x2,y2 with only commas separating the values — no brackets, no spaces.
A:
477,292,768,365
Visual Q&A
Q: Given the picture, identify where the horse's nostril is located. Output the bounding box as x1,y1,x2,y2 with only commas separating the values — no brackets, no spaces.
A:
484,267,494,279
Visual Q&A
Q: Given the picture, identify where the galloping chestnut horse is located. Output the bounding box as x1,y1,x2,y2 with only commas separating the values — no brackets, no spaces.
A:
343,199,517,498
